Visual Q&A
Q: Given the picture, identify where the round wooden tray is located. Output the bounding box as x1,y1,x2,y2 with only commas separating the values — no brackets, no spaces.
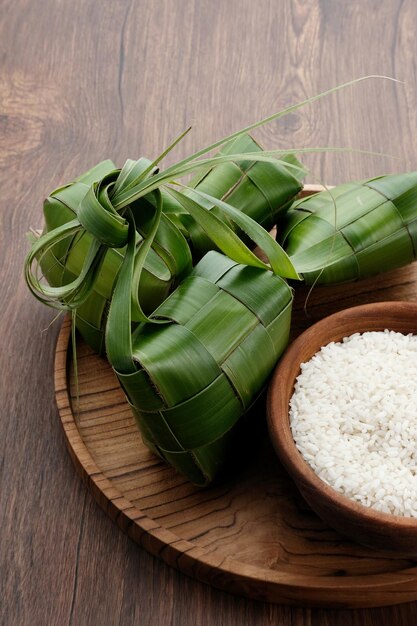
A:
55,310,417,609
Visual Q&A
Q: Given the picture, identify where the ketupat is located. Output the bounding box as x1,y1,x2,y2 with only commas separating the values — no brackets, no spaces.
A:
171,134,305,258
107,251,293,486
278,172,417,284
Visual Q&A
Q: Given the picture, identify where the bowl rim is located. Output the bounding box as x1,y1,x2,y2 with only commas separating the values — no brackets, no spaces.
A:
267,300,417,530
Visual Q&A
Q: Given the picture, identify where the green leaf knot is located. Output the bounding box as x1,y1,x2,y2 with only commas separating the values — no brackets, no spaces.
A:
77,173,129,248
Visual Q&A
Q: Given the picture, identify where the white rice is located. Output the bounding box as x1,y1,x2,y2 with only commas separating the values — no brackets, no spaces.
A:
289,330,417,517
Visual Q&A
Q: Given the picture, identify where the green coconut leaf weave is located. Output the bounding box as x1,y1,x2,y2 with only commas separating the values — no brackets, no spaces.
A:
172,134,305,258
112,250,293,485
278,172,417,284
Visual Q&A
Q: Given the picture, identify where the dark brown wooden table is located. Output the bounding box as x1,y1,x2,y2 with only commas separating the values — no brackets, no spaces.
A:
3,1,417,623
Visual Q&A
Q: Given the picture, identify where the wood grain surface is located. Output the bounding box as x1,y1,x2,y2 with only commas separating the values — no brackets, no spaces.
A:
3,0,417,624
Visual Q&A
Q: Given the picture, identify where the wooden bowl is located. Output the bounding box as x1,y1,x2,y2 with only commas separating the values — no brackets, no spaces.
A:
267,301,417,556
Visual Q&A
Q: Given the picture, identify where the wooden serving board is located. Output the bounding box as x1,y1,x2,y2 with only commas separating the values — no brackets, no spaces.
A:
55,262,417,609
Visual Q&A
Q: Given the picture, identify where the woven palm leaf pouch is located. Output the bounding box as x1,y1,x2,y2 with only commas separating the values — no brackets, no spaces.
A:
108,251,293,486
277,172,417,285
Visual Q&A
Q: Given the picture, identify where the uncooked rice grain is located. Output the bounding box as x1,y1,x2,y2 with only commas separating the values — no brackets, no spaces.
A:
289,330,417,517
